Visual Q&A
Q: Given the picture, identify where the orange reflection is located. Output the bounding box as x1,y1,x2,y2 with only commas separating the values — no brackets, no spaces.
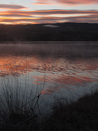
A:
0,56,98,77
0,55,98,95
33,74,98,95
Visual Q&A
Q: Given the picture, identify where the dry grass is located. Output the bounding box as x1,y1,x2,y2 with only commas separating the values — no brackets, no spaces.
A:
0,78,43,131
42,90,98,131
0,84,98,131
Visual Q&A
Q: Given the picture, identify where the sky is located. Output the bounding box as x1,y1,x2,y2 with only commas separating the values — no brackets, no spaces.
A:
0,0,98,24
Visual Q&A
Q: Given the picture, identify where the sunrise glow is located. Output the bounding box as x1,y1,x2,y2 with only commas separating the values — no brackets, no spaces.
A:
0,0,98,24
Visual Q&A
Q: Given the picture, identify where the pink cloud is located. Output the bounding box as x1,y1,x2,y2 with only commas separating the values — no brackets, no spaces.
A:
33,0,98,5
0,4,27,10
0,15,98,24
57,0,98,5
1,9,98,16
0,9,98,24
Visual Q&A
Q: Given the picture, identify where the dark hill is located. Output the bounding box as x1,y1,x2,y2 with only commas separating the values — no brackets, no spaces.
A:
0,22,98,41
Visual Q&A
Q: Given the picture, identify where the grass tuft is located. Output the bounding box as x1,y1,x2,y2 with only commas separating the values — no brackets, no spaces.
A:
0,84,98,131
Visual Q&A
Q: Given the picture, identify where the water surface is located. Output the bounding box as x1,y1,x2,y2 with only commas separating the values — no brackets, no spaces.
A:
0,42,98,106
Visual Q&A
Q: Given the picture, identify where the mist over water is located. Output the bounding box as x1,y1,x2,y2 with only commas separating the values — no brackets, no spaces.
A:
0,42,98,106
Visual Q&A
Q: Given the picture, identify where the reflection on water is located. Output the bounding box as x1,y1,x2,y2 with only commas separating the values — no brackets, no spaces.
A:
0,43,98,103
0,56,98,95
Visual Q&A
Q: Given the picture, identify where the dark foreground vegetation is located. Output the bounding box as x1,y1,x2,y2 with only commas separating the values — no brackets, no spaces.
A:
0,22,98,41
0,88,98,131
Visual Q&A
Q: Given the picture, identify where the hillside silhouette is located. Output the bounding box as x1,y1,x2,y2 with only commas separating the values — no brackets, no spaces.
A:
0,22,98,41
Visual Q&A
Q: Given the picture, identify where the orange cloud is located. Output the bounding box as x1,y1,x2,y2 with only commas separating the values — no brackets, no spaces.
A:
0,15,98,24
1,10,98,17
0,9,98,24
33,0,54,5
33,0,98,5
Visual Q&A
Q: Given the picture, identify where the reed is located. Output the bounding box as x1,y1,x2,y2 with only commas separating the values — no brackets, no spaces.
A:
0,78,98,131
0,77,43,131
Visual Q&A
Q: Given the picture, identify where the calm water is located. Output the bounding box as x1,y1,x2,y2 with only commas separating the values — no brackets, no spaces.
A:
0,42,98,108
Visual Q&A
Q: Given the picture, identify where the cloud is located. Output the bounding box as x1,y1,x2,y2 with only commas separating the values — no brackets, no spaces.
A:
0,14,98,24
33,0,98,5
57,0,98,5
33,0,54,5
0,4,27,10
0,9,98,24
0,13,32,17
1,9,98,17
0,17,60,23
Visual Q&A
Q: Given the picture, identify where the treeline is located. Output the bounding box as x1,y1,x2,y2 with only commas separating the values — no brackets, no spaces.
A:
0,22,98,41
